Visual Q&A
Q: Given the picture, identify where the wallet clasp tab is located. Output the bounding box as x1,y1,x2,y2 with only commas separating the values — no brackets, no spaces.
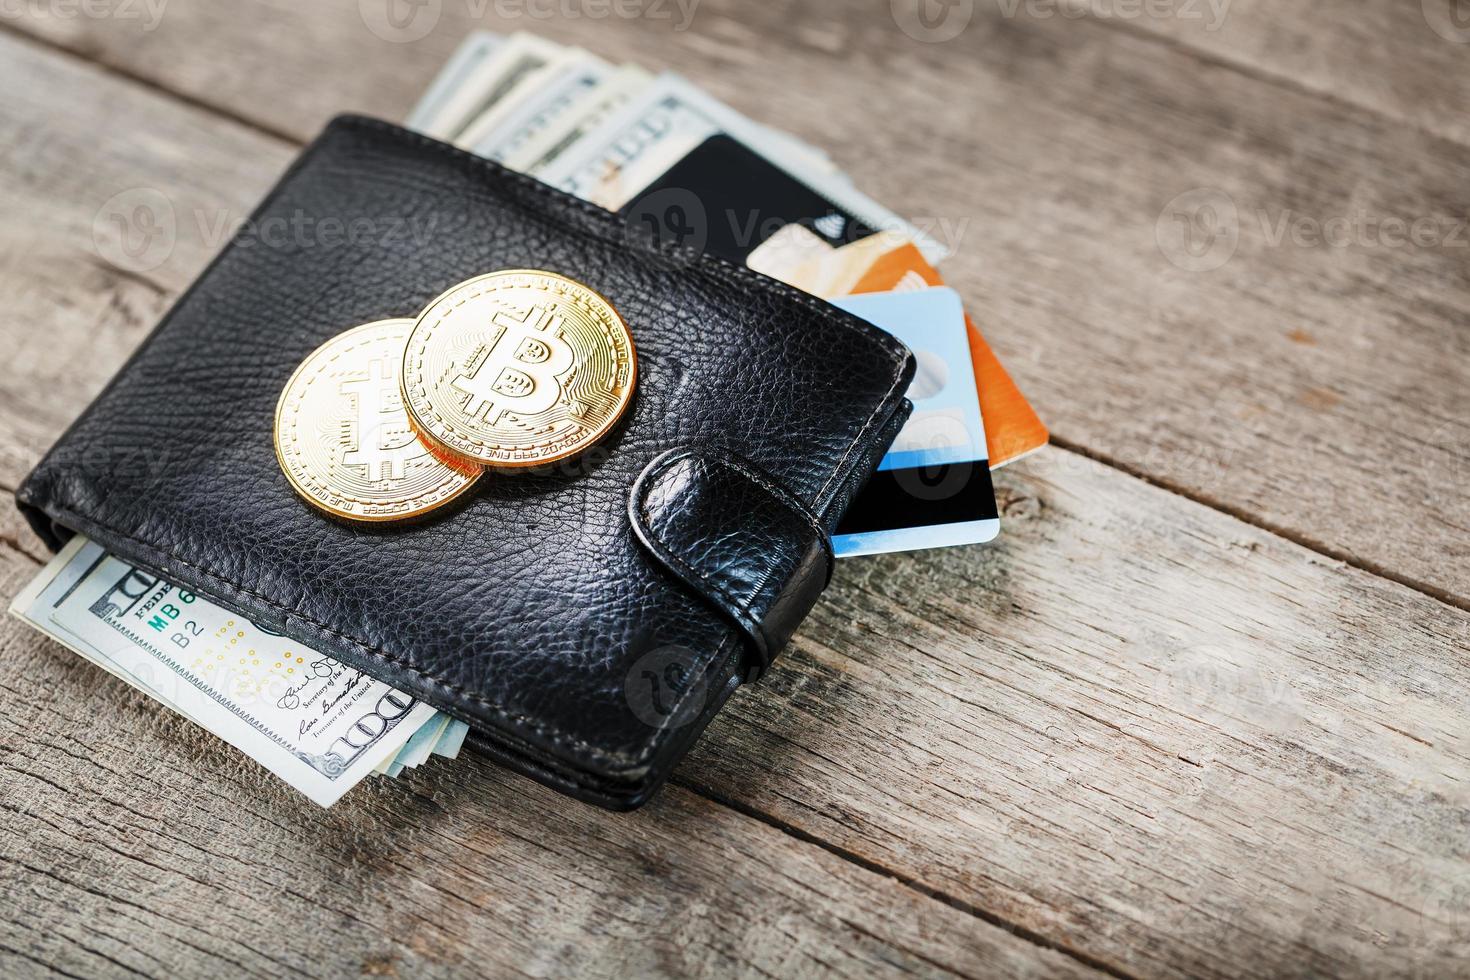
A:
629,447,834,679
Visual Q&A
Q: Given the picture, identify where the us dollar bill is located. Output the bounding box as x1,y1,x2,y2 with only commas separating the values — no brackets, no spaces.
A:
10,536,458,806
532,73,947,262
506,63,653,175
407,31,504,134
418,31,567,142
461,52,612,163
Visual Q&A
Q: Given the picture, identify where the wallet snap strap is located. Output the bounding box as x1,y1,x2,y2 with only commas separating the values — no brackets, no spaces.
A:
629,447,834,679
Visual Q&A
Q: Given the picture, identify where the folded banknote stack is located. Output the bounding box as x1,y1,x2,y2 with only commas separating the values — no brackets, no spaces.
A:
11,31,1047,807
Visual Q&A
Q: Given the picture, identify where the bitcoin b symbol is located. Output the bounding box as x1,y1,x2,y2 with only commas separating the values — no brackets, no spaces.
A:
401,271,636,467
451,303,575,423
340,358,419,481
275,320,480,522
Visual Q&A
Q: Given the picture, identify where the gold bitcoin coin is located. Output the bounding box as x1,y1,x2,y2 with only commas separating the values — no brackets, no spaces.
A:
275,320,481,522
401,270,637,468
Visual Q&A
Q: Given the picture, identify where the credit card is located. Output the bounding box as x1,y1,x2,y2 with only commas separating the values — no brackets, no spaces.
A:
631,134,879,264
768,231,907,297
830,288,1000,558
747,223,835,281
534,73,948,263
848,243,1048,469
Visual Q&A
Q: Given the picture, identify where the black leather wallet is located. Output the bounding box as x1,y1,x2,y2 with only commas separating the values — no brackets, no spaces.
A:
17,116,915,809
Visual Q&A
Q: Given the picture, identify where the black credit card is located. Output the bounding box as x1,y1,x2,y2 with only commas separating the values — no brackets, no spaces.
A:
621,134,877,264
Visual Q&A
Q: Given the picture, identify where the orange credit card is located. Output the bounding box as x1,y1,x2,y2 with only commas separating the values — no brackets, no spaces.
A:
848,244,1048,469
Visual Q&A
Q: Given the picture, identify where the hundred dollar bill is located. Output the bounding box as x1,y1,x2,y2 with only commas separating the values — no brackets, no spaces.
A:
456,50,609,155
419,31,567,142
415,34,838,177
407,31,504,134
11,536,438,806
461,52,613,162
505,63,653,175
499,64,833,180
378,708,467,776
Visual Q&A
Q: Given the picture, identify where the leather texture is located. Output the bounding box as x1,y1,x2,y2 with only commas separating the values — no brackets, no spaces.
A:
630,448,833,677
16,116,915,810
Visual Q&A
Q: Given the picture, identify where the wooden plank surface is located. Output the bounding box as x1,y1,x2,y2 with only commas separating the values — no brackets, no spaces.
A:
695,449,1470,978
0,552,1096,980
1,6,1468,980
1073,0,1470,148
6,0,1467,610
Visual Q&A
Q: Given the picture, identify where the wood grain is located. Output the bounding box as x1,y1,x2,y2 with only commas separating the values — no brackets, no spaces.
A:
4,0,1467,608
0,28,291,492
2,10,1470,980
696,449,1470,978
0,552,1096,980
1061,0,1470,148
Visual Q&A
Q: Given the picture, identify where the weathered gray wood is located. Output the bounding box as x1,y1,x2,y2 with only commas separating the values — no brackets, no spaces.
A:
0,26,292,493
2,13,1470,980
0,551,1095,980
0,31,1107,980
1063,0,1470,148
4,0,1467,607
693,448,1470,978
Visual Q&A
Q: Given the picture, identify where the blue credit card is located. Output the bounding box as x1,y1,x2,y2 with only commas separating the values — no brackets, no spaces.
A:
829,287,1000,558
